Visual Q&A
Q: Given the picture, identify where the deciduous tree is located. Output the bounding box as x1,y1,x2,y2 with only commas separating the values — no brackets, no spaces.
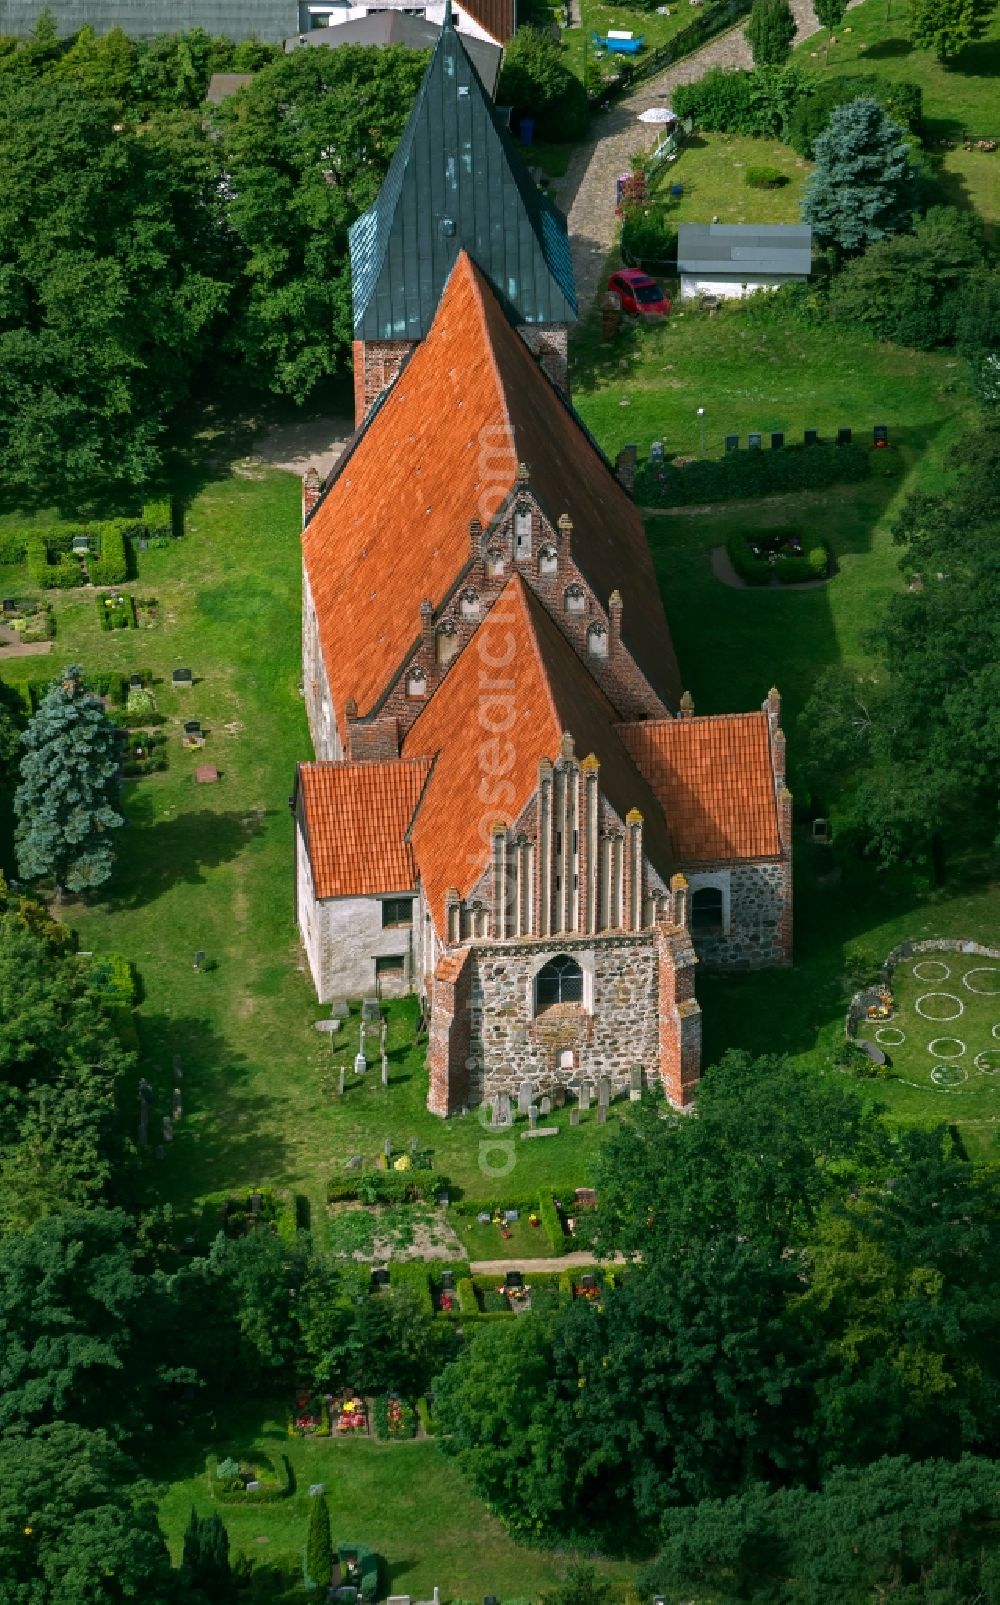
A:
15,666,124,892
910,0,997,60
813,0,847,62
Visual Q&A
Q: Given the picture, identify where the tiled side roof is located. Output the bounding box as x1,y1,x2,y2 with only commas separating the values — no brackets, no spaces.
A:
304,251,680,723
618,714,780,863
297,759,432,899
401,575,674,926
460,0,517,42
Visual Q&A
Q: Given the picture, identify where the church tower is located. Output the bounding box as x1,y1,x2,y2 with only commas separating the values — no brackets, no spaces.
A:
348,0,577,426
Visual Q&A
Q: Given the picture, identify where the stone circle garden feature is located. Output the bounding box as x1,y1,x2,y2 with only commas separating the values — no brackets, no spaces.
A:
847,941,1000,1095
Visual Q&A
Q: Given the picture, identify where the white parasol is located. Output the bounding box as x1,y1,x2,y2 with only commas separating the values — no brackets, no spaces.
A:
637,106,675,123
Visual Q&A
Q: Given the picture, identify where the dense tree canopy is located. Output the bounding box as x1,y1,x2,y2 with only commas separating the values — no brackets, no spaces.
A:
910,0,998,60
745,0,798,67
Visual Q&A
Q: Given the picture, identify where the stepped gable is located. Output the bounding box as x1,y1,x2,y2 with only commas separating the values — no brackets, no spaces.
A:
618,714,781,864
349,1,575,342
401,574,674,926
297,758,432,896
303,251,680,722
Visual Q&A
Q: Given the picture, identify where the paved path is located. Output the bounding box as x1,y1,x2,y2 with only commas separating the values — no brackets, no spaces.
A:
562,0,840,315
0,640,52,659
470,1251,628,1272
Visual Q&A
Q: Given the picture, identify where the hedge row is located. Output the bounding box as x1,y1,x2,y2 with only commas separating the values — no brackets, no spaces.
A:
18,668,156,714
326,1170,448,1205
671,67,922,150
636,439,870,508
5,508,176,584
82,951,139,1009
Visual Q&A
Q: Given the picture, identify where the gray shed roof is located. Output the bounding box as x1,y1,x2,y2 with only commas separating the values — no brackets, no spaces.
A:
286,16,502,95
677,223,812,276
349,5,576,342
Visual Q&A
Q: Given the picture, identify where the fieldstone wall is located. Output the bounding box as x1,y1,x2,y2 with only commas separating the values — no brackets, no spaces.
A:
687,859,790,968
469,932,661,1104
845,938,1000,1040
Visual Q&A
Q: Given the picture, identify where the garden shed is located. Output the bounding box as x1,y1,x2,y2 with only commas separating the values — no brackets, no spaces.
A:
677,223,812,301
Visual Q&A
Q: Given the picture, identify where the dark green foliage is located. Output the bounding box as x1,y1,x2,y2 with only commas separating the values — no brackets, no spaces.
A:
0,80,230,504
540,1564,615,1605
314,1283,457,1396
497,27,589,142
813,0,847,61
96,592,136,630
326,1168,448,1204
621,207,676,269
829,207,988,350
27,539,83,590
725,530,829,584
745,0,797,66
639,1456,1000,1601
14,664,125,892
304,1492,332,1591
802,421,1000,863
745,164,789,187
183,1507,233,1599
786,73,923,158
636,438,870,507
672,65,804,137
0,1422,180,1605
88,523,128,586
803,99,918,254
910,0,997,60
0,673,25,789
216,47,427,400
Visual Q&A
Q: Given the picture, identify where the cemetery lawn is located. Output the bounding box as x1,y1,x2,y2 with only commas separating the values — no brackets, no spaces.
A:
649,133,812,229
145,1398,633,1601
0,471,627,1239
793,0,1000,139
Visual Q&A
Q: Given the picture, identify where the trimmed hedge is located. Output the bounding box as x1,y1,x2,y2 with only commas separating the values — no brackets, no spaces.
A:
538,1194,569,1255
416,1395,437,1436
97,592,135,630
335,1544,380,1604
671,66,921,148
327,1170,448,1205
27,538,83,589
83,951,139,1009
143,496,173,539
207,1453,294,1504
89,523,128,586
725,531,830,585
745,164,788,188
636,438,870,507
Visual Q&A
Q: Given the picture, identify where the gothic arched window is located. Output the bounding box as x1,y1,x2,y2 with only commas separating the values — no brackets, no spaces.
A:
587,622,609,658
564,584,585,614
535,953,584,1012
460,589,481,619
539,545,558,576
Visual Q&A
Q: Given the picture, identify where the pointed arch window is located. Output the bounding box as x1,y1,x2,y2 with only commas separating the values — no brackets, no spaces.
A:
535,953,584,1012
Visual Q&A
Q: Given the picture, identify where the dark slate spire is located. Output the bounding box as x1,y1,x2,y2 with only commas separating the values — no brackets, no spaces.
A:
349,21,577,341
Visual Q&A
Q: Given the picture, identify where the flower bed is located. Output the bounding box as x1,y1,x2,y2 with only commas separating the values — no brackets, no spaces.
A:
372,1394,418,1440
289,1390,329,1437
97,591,136,630
332,1394,368,1435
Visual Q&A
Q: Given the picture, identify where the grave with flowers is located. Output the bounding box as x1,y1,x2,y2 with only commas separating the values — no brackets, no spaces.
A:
333,1394,369,1435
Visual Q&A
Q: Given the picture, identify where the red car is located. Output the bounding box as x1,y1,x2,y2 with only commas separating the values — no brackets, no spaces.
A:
608,268,671,317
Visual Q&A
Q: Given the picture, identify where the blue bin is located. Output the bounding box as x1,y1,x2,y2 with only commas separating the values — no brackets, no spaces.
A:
670,182,683,197
520,115,535,145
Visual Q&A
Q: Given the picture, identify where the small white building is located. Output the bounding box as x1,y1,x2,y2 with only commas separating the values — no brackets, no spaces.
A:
677,224,812,301
295,0,514,46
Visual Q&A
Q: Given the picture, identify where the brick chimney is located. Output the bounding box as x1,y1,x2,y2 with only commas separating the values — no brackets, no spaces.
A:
302,467,322,526
608,589,623,658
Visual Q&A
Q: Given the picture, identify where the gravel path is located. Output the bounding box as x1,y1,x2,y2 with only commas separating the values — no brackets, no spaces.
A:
562,0,843,315
470,1251,628,1272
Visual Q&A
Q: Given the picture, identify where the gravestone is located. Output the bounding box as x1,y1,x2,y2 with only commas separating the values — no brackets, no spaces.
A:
748,432,761,450
162,1116,173,1142
490,1099,501,1129
860,1039,887,1067
436,1189,450,1206
346,1153,363,1170
129,674,143,691
539,1095,551,1117
874,424,889,447
2,598,16,613
338,1068,345,1096
596,1105,607,1125
441,1270,455,1292
409,1136,419,1155
649,439,664,462
72,534,90,555
138,537,149,551
771,431,784,449
552,1085,566,1109
837,426,852,446
249,1192,263,1216
371,1268,390,1289
804,428,818,446
354,1053,366,1075
384,1137,392,1160
381,1055,388,1087
812,817,830,844
362,997,381,1025
579,1081,592,1112
598,1077,611,1108
580,1272,597,1290
172,1087,182,1119
195,765,219,784
183,719,202,739
171,667,192,688
518,1078,534,1115
504,1208,519,1223
138,1077,154,1105
569,1107,580,1128
314,1019,338,1033
528,1106,539,1130
630,1065,643,1102
506,1270,524,1288
724,433,739,452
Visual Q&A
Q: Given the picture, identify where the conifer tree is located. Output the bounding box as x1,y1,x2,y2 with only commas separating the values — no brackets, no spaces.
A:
305,1490,333,1591
14,664,124,893
183,1508,233,1597
802,99,916,256
745,0,797,65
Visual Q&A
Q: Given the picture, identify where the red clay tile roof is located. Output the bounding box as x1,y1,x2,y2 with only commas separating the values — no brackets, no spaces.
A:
460,0,516,43
297,758,432,899
303,251,680,723
618,714,781,864
401,574,674,925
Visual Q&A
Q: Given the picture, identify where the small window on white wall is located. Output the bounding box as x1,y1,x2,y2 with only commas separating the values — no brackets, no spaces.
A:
406,666,427,699
460,589,481,619
486,549,505,578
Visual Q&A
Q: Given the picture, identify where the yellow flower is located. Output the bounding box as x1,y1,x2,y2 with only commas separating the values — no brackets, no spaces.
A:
23,1528,33,1536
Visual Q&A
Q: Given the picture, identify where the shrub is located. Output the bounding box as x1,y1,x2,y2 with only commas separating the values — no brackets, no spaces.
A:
457,1277,480,1319
326,1169,448,1205
142,496,173,538
83,951,139,1009
786,74,922,158
0,530,28,564
539,1194,568,1254
206,1453,293,1504
89,522,128,586
27,539,83,589
96,592,136,630
745,0,796,67
672,65,802,137
745,164,788,188
636,438,869,507
621,207,676,269
416,1396,437,1435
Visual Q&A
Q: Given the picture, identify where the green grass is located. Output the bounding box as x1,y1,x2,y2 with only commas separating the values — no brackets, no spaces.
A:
649,132,812,225
793,0,1000,138
571,0,696,84
450,1208,559,1261
145,1398,635,1601
856,952,1000,1105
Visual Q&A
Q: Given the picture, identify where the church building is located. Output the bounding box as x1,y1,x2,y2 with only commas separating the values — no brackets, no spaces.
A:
294,9,792,1116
